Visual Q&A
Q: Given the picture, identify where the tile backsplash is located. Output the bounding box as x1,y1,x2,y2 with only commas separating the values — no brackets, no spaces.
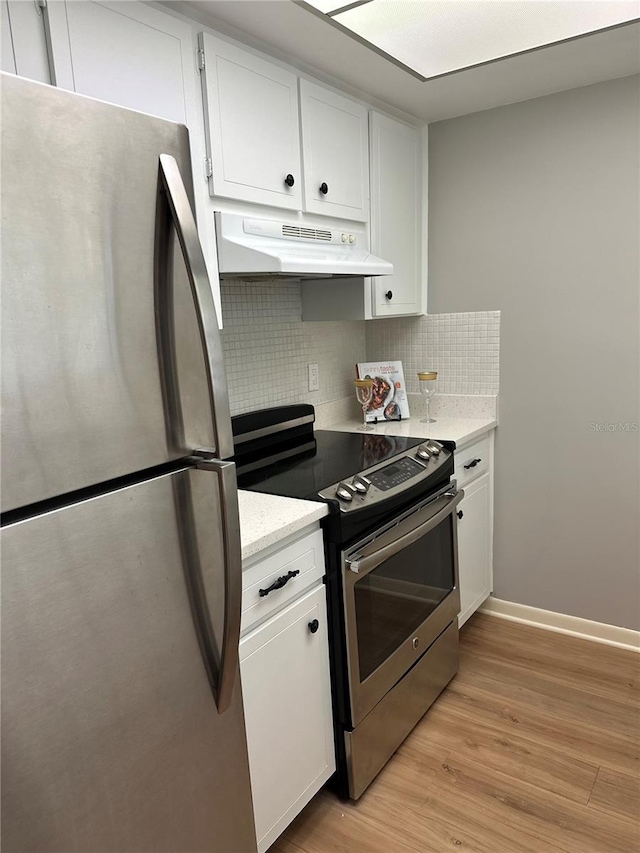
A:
220,279,366,415
365,311,500,396
220,281,500,416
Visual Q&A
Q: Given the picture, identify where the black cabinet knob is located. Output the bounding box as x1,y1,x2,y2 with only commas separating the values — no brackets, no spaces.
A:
308,619,319,634
319,182,328,195
457,510,464,520
284,174,295,187
385,290,393,300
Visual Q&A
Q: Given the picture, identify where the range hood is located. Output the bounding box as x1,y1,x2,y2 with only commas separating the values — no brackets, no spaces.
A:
214,212,393,278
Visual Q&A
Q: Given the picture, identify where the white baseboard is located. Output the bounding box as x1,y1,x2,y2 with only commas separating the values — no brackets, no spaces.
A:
478,597,640,652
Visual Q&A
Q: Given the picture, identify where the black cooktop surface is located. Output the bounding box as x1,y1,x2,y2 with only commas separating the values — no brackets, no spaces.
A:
236,430,424,501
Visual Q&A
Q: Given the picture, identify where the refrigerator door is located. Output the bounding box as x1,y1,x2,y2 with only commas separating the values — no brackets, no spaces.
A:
1,73,231,514
1,465,256,853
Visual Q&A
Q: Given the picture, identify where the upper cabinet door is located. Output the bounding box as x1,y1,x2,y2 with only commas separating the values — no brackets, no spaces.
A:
58,1,193,123
199,32,302,210
370,113,422,317
300,79,369,222
1,0,51,82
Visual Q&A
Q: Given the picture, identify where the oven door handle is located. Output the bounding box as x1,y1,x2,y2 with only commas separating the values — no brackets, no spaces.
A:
347,488,464,575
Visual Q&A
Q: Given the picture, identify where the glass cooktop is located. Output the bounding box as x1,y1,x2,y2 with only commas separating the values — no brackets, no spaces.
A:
236,430,424,501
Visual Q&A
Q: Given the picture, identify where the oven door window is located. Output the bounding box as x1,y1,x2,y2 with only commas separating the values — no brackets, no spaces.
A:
354,515,454,681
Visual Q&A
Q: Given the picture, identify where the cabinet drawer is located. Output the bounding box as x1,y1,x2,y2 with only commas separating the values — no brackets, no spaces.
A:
242,528,325,634
455,435,490,487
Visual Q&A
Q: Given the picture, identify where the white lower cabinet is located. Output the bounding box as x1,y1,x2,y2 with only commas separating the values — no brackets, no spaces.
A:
240,582,335,853
457,471,492,626
454,431,495,626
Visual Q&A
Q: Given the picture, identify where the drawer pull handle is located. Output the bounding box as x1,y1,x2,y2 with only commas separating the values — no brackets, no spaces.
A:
258,569,300,598
457,510,463,519
463,457,482,470
308,619,319,634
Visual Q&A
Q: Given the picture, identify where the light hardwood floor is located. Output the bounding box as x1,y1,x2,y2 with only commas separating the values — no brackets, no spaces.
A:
271,613,640,853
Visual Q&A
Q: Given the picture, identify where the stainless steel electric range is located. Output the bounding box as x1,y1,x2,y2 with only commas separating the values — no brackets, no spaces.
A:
233,405,463,800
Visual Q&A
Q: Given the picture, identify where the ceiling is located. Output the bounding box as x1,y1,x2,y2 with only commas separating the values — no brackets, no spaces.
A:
303,0,639,81
174,1,640,122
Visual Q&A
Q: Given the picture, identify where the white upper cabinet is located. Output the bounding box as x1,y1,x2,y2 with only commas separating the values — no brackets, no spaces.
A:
1,1,16,75
199,32,302,210
300,79,369,222
54,1,192,124
1,0,50,83
370,112,422,317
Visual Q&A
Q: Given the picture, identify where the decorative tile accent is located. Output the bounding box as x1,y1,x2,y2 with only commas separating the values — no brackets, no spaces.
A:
220,280,366,416
366,311,500,396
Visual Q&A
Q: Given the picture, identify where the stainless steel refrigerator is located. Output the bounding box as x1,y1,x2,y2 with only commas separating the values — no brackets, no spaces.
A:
1,73,257,853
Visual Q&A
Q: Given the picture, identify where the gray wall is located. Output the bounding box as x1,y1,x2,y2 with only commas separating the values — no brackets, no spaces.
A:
428,75,640,630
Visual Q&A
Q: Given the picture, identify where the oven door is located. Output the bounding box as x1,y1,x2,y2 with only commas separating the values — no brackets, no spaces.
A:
342,484,463,727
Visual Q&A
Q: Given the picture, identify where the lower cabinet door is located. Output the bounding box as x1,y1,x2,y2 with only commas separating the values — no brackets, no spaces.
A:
457,472,492,627
240,584,335,853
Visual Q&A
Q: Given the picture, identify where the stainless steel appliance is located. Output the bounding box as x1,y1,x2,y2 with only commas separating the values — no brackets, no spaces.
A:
232,406,463,800
1,73,257,853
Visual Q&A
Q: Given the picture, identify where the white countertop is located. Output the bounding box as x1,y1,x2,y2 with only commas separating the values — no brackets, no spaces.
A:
326,415,497,448
238,490,328,561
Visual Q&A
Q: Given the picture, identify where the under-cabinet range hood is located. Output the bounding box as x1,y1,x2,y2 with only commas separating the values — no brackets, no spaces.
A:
215,212,393,278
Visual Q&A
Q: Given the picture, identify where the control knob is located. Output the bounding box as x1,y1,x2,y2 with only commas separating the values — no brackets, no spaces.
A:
416,444,431,461
351,475,371,494
336,482,356,502
427,440,443,455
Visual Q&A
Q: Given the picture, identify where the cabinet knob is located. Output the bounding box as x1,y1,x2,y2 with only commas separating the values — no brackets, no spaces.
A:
385,290,393,301
457,510,464,520
284,173,295,187
319,182,329,195
308,619,319,634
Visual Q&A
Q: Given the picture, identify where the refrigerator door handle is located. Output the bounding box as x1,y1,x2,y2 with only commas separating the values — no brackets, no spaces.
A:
192,457,243,715
157,153,233,460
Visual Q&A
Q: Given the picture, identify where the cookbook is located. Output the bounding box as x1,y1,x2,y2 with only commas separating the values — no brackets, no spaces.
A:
356,361,410,422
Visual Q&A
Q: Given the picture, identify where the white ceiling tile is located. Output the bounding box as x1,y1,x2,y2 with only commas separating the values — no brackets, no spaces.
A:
334,0,640,79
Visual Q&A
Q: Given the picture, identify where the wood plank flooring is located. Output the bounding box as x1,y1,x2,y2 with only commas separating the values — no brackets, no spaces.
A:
271,613,640,853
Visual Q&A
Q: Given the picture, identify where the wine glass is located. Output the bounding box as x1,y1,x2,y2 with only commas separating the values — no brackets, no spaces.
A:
354,378,374,431
417,371,437,423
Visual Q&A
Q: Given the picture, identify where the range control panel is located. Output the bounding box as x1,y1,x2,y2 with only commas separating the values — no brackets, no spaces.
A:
319,440,450,512
367,457,425,492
